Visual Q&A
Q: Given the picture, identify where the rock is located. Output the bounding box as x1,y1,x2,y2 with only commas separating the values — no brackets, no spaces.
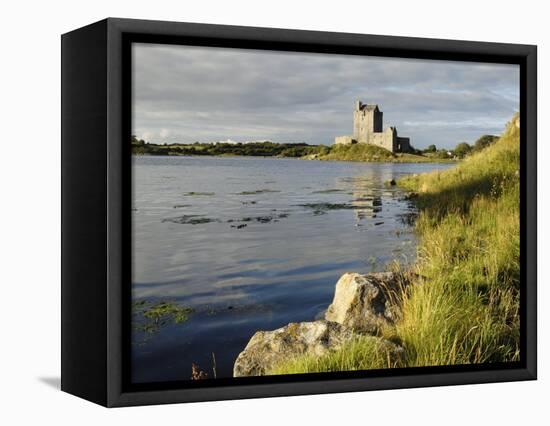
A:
324,272,404,333
233,320,354,377
233,271,411,377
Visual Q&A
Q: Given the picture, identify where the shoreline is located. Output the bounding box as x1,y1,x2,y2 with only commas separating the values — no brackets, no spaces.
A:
232,114,520,377
131,152,456,165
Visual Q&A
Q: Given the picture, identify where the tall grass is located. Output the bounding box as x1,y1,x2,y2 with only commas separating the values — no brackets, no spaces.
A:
268,335,402,375
268,114,520,375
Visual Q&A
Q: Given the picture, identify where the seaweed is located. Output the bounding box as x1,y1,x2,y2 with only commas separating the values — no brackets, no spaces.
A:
162,215,220,225
183,191,215,196
227,212,290,225
133,300,194,335
397,211,418,226
297,202,373,215
311,188,347,194
236,189,281,195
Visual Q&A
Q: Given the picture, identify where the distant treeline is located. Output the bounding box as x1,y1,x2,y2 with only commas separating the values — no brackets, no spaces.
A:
131,134,499,161
131,136,329,158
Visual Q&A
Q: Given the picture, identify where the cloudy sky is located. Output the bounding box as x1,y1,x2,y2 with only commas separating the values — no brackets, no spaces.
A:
132,43,519,149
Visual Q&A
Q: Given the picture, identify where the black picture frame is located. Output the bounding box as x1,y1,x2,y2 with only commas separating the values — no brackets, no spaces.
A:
61,17,537,407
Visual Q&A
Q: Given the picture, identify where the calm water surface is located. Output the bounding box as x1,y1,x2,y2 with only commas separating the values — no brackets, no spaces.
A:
131,156,452,383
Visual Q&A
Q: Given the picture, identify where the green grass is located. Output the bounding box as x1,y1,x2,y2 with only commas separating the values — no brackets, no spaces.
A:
268,114,520,375
268,335,403,375
318,143,395,161
316,143,453,163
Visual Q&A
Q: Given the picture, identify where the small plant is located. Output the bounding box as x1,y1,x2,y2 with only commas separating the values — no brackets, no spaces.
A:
191,363,208,380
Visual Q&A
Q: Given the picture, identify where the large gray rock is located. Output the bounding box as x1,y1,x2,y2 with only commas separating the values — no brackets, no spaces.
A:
324,272,404,333
233,271,410,377
233,320,354,377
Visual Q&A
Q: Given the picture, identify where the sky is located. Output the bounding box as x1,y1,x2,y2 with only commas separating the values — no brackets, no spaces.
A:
132,43,519,149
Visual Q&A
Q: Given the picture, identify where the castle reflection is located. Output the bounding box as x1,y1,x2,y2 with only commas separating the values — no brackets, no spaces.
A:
351,191,382,221
338,172,400,225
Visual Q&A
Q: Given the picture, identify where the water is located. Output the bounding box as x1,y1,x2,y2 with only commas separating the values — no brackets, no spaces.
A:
131,156,452,383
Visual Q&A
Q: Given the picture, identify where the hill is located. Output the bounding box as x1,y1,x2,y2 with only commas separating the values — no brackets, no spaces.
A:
313,143,451,163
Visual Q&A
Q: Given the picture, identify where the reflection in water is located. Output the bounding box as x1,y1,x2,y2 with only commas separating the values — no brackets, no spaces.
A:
131,156,452,383
343,171,404,225
351,191,382,222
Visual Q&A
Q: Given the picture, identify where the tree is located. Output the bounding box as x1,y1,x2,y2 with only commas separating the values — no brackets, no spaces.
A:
425,144,437,153
473,135,498,152
434,149,452,159
454,142,472,159
131,135,145,145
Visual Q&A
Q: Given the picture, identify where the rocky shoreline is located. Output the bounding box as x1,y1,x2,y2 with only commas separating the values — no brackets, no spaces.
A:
233,271,411,377
232,114,522,377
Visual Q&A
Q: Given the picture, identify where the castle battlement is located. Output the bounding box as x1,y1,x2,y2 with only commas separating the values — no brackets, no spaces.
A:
335,101,410,153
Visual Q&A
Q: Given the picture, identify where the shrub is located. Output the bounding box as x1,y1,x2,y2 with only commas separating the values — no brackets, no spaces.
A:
454,142,473,158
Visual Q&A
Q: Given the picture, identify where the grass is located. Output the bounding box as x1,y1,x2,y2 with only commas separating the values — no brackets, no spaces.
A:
269,335,403,375
316,143,454,163
318,143,395,161
268,114,520,375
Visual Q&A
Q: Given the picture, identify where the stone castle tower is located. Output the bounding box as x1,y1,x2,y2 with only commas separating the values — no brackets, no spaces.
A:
335,101,411,153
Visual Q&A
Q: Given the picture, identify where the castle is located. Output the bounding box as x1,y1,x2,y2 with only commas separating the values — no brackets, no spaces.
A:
334,101,411,153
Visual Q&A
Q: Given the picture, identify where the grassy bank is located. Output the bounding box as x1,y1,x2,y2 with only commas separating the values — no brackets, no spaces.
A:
314,143,454,163
269,114,520,374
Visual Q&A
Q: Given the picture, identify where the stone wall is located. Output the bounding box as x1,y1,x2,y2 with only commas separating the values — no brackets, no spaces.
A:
368,129,395,152
353,107,382,142
397,137,411,153
334,135,356,145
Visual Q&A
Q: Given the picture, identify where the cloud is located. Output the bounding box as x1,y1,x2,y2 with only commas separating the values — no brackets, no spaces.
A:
132,43,519,149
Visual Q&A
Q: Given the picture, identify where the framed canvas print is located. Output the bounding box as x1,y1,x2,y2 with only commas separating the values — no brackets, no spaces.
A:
61,18,537,407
